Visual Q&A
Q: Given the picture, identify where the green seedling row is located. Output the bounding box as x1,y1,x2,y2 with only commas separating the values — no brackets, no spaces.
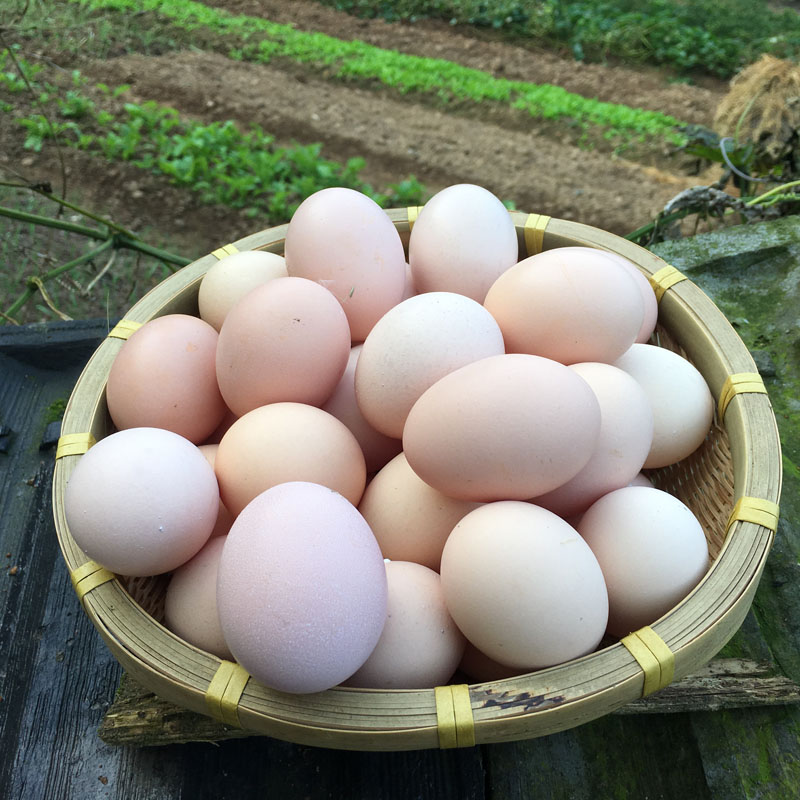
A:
2,52,426,222
67,0,688,146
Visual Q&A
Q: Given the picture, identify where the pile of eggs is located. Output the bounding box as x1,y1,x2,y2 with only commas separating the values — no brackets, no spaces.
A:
64,184,715,695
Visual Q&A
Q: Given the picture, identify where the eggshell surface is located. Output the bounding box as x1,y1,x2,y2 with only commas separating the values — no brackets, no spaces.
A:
198,250,288,332
345,561,466,689
355,292,506,438
358,453,481,570
106,314,226,444
215,276,351,416
578,486,709,637
164,536,232,659
613,343,714,468
64,427,219,576
440,501,609,669
284,188,406,341
483,247,644,364
408,184,518,302
403,354,601,501
215,403,367,516
216,482,388,694
197,444,235,537
534,362,654,517
322,345,402,474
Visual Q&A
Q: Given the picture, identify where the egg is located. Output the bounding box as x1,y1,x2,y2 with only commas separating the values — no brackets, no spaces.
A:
578,486,710,637
64,427,219,576
215,276,351,416
440,501,609,669
403,353,601,501
408,184,518,302
613,343,714,468
321,345,402,474
164,536,232,659
599,250,659,344
533,362,654,518
284,187,407,342
483,246,644,364
198,249,288,332
458,640,523,683
357,452,482,571
355,292,505,439
344,561,466,689
216,482,387,694
106,314,227,444
214,402,367,517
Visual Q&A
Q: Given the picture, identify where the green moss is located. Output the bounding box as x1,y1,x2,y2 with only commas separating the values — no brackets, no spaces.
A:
43,397,67,425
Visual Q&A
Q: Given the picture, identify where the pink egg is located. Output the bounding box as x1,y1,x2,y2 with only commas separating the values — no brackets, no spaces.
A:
599,250,659,344
198,249,288,332
321,345,402,474
403,354,601,501
164,536,232,659
215,276,351,416
345,561,466,689
64,427,219,576
358,453,482,571
483,247,644,364
578,486,710,637
215,403,366,517
533,362,654,517
284,188,406,342
355,292,505,439
613,343,714,468
408,184,518,302
106,314,227,444
441,502,608,669
216,482,388,694
197,444,235,537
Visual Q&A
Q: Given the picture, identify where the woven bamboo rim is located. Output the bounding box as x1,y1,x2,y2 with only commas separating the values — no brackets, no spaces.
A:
52,210,782,751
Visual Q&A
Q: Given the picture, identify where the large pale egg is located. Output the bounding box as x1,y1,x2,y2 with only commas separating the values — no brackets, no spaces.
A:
483,246,644,364
106,314,227,444
403,354,601,501
321,345,402,474
216,482,388,694
534,362,654,518
613,343,714,468
198,250,287,332
284,187,406,342
440,501,609,669
578,486,710,637
458,640,523,683
408,184,518,302
355,292,505,438
600,250,659,343
64,427,219,576
357,453,482,571
164,536,232,659
344,561,466,689
215,276,351,416
215,402,366,517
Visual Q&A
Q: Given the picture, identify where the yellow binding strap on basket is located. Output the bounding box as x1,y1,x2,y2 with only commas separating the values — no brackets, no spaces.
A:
407,206,423,230
648,265,687,303
70,560,115,605
621,626,675,696
210,243,240,260
726,496,780,535
524,213,551,256
435,684,475,748
107,319,142,340
206,661,250,728
718,372,768,420
56,432,96,459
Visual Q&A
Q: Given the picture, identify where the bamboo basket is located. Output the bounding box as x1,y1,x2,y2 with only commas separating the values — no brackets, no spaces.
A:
52,209,782,751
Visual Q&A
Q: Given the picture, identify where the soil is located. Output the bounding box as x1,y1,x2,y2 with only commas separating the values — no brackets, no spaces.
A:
2,1,732,284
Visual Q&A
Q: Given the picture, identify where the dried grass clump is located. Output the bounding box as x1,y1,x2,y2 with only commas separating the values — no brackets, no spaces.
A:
714,54,800,161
